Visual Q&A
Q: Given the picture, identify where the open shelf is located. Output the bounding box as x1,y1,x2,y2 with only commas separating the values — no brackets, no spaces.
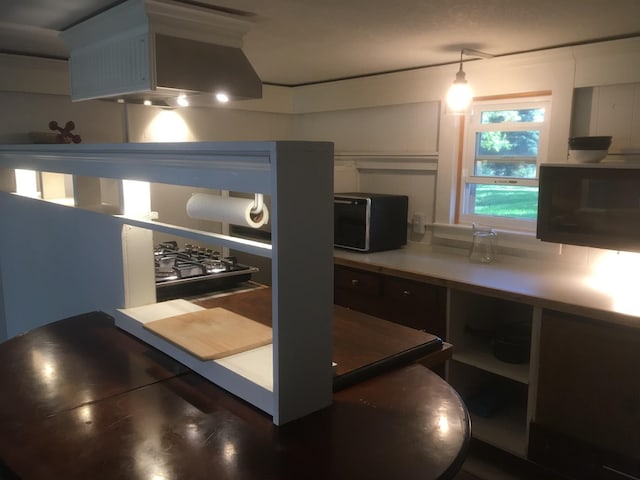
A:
448,359,529,457
115,299,274,414
448,289,533,382
117,214,273,258
469,400,528,457
453,341,530,384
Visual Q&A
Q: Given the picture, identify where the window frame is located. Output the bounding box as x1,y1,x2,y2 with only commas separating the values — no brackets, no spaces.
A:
457,94,552,231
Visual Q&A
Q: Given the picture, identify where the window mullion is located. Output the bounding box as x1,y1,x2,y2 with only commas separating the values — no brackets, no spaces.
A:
465,176,538,187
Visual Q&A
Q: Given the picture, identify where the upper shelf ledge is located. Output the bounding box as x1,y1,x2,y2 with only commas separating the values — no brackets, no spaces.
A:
0,141,331,194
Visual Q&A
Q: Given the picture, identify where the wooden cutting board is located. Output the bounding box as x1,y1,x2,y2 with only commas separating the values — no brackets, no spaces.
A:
144,307,272,360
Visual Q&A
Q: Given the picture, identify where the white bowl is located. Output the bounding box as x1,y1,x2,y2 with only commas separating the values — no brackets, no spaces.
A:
568,149,609,163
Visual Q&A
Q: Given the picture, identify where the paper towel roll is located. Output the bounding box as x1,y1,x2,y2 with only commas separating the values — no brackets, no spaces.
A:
186,193,269,228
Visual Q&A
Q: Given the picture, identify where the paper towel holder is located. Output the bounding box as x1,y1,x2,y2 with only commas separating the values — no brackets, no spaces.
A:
249,193,266,223
186,192,269,228
251,194,264,215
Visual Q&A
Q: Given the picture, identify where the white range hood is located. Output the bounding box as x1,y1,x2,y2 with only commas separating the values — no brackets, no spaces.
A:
60,0,262,106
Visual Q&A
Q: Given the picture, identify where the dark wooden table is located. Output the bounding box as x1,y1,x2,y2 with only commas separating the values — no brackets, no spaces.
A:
193,287,451,389
0,309,470,480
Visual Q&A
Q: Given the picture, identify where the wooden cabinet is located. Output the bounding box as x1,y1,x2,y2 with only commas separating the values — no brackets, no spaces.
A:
530,309,640,479
334,261,640,476
334,264,446,340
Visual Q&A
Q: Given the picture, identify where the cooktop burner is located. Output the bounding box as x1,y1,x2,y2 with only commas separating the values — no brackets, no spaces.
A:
154,241,258,300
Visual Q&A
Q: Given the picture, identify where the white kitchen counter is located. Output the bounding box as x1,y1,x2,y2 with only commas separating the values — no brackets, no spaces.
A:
334,245,640,328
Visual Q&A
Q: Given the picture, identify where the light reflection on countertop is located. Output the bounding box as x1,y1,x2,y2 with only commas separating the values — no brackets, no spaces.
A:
334,246,640,326
583,250,640,316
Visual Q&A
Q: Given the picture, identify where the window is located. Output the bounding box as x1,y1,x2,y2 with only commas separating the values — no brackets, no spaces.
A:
458,95,551,231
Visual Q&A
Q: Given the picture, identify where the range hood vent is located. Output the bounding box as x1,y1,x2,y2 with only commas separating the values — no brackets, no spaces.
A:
60,0,262,106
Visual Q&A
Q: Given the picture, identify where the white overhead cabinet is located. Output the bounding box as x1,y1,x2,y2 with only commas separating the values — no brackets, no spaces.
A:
0,141,334,425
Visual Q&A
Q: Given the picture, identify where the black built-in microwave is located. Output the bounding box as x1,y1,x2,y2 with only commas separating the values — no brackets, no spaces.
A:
537,163,640,252
334,193,408,252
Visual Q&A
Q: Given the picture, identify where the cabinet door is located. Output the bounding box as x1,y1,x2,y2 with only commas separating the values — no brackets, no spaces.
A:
531,309,640,478
382,276,446,339
530,423,640,480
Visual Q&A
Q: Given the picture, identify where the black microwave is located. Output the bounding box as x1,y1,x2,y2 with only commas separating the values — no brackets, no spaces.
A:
537,163,640,252
334,193,408,252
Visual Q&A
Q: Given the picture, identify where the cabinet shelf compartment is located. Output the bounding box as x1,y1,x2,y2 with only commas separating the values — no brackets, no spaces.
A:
452,342,530,385
448,361,528,457
448,289,533,384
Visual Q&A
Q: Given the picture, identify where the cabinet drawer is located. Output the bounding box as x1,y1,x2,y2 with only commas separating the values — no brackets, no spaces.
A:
384,276,438,305
334,266,383,297
334,266,385,318
383,276,446,338
334,265,447,340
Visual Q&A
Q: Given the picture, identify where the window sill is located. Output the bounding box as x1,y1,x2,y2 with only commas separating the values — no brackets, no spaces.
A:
430,222,561,260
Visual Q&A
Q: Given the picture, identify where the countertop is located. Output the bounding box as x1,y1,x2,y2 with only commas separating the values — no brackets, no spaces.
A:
334,246,640,328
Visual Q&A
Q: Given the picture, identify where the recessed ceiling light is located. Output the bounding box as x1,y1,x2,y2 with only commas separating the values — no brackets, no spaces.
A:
215,92,230,103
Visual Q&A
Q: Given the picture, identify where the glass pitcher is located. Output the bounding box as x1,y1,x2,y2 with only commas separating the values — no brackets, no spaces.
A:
469,224,497,264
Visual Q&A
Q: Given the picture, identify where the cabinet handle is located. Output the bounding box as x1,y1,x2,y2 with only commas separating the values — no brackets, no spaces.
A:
402,290,412,296
351,279,360,287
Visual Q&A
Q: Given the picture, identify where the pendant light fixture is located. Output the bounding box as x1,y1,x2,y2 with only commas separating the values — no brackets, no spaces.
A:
446,48,494,114
446,50,472,113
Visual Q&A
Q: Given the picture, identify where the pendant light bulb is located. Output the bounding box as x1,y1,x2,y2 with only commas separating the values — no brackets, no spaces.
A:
446,51,473,113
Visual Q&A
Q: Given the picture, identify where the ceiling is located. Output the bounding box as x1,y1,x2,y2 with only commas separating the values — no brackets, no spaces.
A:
1,0,640,87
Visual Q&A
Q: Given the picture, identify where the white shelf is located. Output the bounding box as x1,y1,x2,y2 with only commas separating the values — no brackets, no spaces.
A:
115,300,275,415
117,214,273,258
0,142,276,194
469,402,528,457
453,344,530,384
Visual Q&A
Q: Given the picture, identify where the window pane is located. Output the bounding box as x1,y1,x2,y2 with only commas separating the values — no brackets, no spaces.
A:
474,130,539,179
474,158,537,178
468,184,539,219
476,131,539,156
480,108,545,124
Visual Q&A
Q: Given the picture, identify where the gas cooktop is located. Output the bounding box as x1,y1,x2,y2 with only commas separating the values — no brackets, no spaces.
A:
154,241,258,301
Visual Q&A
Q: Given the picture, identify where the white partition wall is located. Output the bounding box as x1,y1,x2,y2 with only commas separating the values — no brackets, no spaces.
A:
0,141,334,425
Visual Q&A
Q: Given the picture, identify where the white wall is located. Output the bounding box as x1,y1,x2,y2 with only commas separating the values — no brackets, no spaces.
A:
292,102,439,154
0,91,124,144
126,102,293,142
